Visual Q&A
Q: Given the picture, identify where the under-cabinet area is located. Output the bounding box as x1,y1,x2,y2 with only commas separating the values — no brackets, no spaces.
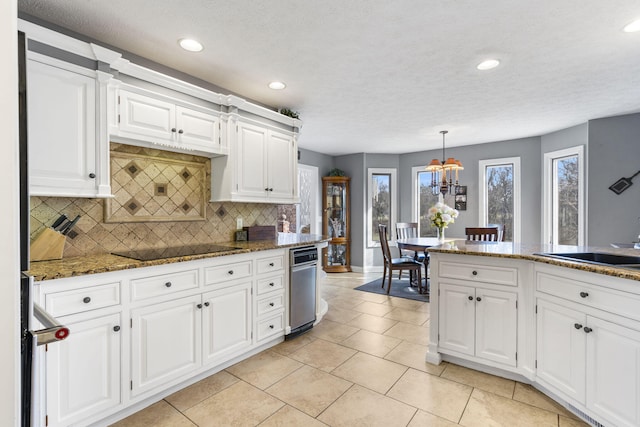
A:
428,250,640,427
33,249,298,427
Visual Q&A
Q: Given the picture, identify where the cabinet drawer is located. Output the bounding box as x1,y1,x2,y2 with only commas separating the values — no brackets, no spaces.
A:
205,261,252,285
439,261,518,286
257,293,285,317
256,255,284,275
537,272,640,322
256,312,284,342
256,275,284,295
45,282,120,317
131,269,198,301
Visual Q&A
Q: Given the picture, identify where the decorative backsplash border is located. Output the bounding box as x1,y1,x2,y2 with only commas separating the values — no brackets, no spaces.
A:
106,151,207,222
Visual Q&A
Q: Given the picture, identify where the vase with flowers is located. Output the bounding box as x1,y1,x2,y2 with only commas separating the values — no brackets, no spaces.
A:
428,202,459,242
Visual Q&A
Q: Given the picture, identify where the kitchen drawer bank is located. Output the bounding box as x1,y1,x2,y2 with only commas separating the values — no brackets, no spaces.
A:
34,249,299,427
428,249,640,427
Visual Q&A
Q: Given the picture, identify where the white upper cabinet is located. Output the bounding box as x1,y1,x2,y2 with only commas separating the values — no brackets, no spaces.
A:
27,54,111,197
211,118,299,204
110,85,226,156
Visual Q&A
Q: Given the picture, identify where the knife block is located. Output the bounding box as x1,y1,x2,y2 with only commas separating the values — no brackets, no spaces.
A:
30,228,66,262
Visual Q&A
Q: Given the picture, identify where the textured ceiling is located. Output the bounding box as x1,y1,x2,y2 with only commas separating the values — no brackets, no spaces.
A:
18,0,640,155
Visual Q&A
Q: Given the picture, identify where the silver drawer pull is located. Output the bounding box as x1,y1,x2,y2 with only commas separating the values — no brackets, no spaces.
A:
83,297,91,304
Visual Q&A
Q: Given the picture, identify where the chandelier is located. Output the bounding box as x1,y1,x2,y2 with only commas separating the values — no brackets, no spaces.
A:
425,130,464,196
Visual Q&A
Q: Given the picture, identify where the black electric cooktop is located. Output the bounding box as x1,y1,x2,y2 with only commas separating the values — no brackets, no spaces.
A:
112,244,241,261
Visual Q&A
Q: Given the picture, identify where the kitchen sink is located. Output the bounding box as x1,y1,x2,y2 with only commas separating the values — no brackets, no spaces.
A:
535,252,640,268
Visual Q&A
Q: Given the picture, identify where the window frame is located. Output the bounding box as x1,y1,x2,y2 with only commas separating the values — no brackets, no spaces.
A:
542,145,585,246
367,168,397,247
478,157,521,243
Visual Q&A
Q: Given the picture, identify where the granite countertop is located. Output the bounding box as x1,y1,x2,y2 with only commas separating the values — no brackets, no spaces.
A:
28,233,330,282
428,240,640,281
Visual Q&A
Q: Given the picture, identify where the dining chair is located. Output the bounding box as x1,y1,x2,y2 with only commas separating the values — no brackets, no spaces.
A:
379,224,423,294
487,223,505,242
465,227,500,241
395,222,426,280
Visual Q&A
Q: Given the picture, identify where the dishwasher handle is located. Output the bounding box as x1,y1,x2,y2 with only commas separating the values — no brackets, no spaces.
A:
291,262,317,272
33,303,70,346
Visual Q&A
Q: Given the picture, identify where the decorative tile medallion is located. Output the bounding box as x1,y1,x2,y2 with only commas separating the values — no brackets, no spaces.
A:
154,183,168,197
105,150,207,223
216,206,227,218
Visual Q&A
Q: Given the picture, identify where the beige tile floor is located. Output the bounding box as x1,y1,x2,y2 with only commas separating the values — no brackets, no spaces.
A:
111,272,589,427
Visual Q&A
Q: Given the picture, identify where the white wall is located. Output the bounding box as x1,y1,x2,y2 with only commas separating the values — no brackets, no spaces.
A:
0,1,22,425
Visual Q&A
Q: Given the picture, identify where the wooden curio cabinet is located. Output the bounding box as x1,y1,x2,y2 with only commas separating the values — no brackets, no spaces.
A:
322,176,351,272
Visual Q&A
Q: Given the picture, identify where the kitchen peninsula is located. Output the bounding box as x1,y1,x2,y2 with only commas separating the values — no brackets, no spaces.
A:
29,233,328,427
427,241,640,427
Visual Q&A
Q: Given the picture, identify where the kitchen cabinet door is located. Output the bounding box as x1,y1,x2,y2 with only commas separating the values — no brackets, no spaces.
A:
439,283,475,356
439,283,517,366
536,299,586,404
586,316,640,427
202,282,252,365
27,58,100,197
45,313,121,427
475,288,517,366
118,89,175,141
266,130,296,199
236,122,269,198
176,106,220,152
130,295,201,397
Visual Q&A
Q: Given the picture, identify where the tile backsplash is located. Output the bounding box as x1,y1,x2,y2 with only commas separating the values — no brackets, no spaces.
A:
30,144,279,258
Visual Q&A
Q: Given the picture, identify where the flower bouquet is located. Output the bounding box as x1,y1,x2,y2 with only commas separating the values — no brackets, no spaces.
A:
428,202,459,242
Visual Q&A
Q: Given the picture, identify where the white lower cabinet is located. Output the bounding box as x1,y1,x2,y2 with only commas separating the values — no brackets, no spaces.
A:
536,298,640,427
130,295,202,397
439,283,518,366
45,312,122,427
36,248,296,426
202,282,252,365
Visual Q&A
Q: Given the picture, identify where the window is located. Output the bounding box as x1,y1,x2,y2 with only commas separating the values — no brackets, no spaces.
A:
478,157,521,242
543,146,584,245
411,166,439,236
368,168,397,246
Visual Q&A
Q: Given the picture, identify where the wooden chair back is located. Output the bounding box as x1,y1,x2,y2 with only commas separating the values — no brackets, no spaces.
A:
396,222,419,240
378,224,392,263
465,227,499,242
487,223,505,242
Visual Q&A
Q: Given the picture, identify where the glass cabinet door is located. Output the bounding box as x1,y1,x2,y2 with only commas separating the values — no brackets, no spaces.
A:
322,176,350,272
326,182,346,238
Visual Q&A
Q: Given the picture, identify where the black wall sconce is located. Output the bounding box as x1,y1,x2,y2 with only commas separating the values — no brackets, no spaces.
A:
609,170,640,194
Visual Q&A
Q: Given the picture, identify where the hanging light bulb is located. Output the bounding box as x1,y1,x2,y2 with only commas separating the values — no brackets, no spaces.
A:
425,130,464,196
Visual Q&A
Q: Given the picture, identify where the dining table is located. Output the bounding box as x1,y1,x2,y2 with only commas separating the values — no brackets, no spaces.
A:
396,237,459,295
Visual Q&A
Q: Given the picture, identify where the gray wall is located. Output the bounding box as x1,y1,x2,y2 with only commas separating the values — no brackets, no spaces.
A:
298,148,334,177
399,136,542,244
587,113,640,246
540,123,588,154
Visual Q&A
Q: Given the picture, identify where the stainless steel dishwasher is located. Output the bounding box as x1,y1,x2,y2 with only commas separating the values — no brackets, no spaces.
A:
287,246,318,338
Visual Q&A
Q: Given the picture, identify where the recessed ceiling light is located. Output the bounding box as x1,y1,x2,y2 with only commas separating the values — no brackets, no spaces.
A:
268,81,286,90
623,18,640,33
477,59,500,70
178,38,204,52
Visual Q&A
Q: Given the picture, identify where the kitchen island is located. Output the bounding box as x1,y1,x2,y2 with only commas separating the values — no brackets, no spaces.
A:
28,233,329,427
427,241,640,427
